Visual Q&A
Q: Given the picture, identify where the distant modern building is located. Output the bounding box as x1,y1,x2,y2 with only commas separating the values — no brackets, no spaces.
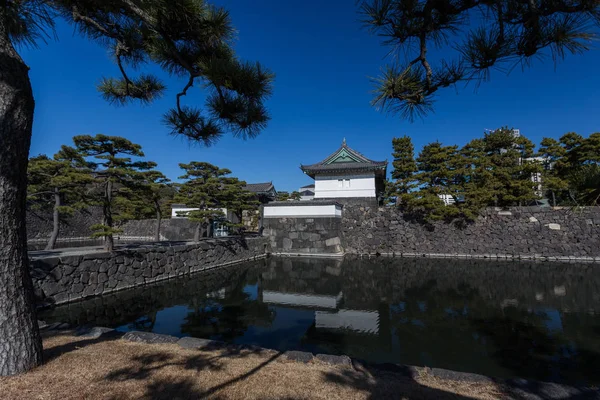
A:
298,184,315,201
300,139,387,201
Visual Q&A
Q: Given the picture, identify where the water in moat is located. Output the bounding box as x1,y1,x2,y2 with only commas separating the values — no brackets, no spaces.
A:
39,256,600,385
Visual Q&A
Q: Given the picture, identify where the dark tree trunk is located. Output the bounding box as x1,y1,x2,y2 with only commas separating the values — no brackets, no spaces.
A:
0,14,43,375
104,180,114,251
194,223,201,242
551,190,556,208
45,187,60,250
154,204,161,242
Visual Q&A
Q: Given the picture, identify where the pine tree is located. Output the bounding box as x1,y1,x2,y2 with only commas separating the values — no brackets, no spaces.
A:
130,170,172,241
2,0,273,375
27,149,92,250
404,142,459,220
360,0,599,120
276,191,290,201
289,191,302,201
219,177,260,234
480,128,542,207
176,162,231,241
538,137,568,206
390,136,417,205
71,134,155,251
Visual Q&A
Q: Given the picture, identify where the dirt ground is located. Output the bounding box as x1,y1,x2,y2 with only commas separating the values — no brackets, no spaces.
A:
0,333,509,399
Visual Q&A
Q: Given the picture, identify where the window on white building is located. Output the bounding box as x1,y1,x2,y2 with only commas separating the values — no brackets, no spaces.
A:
344,179,350,188
338,179,343,188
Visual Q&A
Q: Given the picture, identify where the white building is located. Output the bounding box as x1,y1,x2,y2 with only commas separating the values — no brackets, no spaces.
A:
298,184,315,201
300,139,387,200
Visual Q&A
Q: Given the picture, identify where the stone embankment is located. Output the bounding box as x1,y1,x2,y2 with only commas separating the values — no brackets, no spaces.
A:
342,206,600,261
31,237,267,306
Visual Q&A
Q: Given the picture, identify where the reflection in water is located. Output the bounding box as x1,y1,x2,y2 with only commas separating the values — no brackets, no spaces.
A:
39,256,600,385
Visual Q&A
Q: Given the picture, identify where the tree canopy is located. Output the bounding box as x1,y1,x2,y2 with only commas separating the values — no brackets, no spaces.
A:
70,134,157,250
360,0,600,120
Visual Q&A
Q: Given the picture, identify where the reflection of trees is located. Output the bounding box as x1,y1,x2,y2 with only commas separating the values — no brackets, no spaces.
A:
386,278,600,384
128,311,157,331
180,270,275,342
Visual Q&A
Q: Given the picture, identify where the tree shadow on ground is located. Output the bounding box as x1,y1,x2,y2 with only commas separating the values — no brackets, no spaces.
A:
42,329,124,363
322,361,479,400
469,315,600,399
101,342,283,400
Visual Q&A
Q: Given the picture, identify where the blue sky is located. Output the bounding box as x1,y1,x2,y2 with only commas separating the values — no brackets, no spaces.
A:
21,0,600,192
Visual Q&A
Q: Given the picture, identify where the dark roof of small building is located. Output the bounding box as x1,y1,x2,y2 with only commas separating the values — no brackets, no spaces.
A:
300,140,387,178
244,182,275,194
300,184,315,189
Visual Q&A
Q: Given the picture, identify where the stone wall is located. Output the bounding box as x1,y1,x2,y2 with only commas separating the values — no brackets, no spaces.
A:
27,207,199,248
31,237,267,306
342,205,600,260
121,218,198,241
263,217,342,254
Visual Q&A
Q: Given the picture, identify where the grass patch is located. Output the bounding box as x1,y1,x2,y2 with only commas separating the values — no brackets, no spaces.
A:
0,333,505,399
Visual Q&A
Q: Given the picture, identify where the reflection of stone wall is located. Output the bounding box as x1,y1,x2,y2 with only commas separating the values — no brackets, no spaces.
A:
339,257,600,312
263,217,342,254
342,206,600,260
31,237,267,306
39,260,264,327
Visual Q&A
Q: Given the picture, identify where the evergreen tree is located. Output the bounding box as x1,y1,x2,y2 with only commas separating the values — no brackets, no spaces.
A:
482,128,541,207
27,149,92,250
219,177,260,234
176,162,230,241
538,137,568,206
390,136,417,205
558,132,600,205
71,134,155,251
289,191,302,201
404,142,459,220
130,170,172,241
2,0,272,374
360,0,599,120
455,138,495,220
276,191,290,201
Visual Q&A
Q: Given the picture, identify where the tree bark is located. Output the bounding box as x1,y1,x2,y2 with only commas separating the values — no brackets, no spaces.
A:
0,12,43,375
45,187,60,250
551,190,556,208
154,204,161,242
104,180,114,251
194,223,201,242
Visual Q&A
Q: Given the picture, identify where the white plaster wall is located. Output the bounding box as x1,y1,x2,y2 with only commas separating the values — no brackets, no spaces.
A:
263,204,342,218
314,173,376,198
171,207,199,218
172,207,235,221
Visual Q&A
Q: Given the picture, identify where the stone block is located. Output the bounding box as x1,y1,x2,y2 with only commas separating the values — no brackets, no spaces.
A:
177,336,218,349
284,350,313,363
77,326,116,339
315,354,352,367
325,237,341,246
123,331,179,344
548,223,561,230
